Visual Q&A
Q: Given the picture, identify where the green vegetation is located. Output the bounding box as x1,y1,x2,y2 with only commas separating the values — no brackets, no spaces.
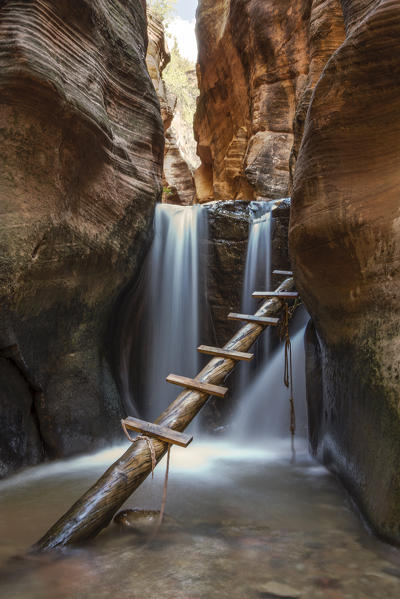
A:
163,186,174,197
163,40,197,127
147,0,176,25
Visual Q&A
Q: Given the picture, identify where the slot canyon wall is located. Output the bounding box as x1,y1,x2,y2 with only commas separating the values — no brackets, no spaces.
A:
0,0,164,476
146,11,196,205
194,0,400,543
290,0,400,544
194,0,345,203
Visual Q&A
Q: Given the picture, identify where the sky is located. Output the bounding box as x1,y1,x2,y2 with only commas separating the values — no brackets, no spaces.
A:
168,0,198,63
176,0,197,21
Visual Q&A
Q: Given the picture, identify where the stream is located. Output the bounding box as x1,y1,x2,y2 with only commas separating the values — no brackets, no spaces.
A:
1,439,400,598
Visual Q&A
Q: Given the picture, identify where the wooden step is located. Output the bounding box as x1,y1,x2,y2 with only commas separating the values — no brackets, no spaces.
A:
197,344,254,362
228,313,280,326
122,416,193,448
252,291,299,299
272,269,293,276
166,374,228,398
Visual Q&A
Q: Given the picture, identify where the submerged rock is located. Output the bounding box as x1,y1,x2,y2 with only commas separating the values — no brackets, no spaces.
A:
255,581,302,598
114,509,177,535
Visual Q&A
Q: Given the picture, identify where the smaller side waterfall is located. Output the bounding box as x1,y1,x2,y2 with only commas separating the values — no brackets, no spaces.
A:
237,203,272,395
231,199,309,446
119,204,207,422
231,316,309,444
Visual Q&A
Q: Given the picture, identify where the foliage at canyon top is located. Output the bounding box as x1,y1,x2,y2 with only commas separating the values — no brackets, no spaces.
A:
147,0,177,24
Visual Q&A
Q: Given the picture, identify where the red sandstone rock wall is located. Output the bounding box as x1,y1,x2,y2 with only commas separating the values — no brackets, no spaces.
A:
194,0,344,203
146,11,196,205
0,0,164,475
290,0,400,543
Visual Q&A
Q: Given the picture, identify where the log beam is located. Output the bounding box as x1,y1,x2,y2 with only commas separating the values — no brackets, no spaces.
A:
252,291,299,299
33,278,294,551
273,269,293,276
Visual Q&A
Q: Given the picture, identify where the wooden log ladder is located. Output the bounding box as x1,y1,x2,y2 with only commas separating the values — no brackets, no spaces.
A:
33,272,297,551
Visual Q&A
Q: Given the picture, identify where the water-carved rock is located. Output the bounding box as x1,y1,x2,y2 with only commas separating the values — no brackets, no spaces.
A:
146,11,196,205
290,0,400,543
0,0,164,474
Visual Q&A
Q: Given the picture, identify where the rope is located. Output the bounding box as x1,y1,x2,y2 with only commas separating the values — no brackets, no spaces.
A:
280,302,296,438
121,420,171,534
121,420,157,478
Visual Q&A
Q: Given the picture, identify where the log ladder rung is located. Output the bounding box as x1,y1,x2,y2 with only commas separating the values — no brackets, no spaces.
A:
166,374,228,398
228,313,280,326
252,291,299,299
197,345,254,362
122,416,193,448
273,269,293,276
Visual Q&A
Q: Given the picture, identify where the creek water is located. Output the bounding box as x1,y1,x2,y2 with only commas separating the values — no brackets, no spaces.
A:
1,441,400,598
1,204,400,598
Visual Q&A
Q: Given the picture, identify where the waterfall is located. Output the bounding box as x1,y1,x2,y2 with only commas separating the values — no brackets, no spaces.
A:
119,204,207,422
231,200,308,444
231,314,309,443
236,203,272,395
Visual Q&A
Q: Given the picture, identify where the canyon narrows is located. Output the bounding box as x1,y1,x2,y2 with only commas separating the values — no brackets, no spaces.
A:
1,0,400,594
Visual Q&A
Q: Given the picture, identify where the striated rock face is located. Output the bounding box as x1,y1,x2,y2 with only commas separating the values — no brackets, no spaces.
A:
194,0,344,203
146,11,196,205
163,129,196,205
290,0,400,543
146,11,173,130
0,0,164,476
194,0,304,202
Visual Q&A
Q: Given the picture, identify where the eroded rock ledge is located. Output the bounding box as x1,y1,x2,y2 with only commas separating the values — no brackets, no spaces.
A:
0,0,164,476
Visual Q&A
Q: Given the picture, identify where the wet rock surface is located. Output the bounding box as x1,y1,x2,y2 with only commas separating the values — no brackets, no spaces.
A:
290,0,400,543
206,200,291,345
0,0,164,474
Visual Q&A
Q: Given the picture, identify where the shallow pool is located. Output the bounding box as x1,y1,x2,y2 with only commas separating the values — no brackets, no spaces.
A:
0,439,399,598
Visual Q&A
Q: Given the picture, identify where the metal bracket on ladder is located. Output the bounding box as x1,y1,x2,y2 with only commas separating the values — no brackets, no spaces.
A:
166,374,229,398
121,416,193,448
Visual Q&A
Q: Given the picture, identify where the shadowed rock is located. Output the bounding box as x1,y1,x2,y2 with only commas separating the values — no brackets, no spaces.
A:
290,0,400,543
0,0,164,475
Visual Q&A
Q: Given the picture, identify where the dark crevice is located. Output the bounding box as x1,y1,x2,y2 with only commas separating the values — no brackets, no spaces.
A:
0,344,48,459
